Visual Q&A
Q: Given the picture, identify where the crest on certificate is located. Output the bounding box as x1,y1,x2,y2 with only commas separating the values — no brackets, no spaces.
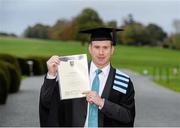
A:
70,61,74,67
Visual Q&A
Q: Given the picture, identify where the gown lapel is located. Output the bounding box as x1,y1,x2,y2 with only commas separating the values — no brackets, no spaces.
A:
98,65,115,126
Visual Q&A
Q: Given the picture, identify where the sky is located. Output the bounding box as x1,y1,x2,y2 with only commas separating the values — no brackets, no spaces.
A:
0,0,179,36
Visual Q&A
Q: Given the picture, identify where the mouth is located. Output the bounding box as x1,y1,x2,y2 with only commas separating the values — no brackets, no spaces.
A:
98,57,105,61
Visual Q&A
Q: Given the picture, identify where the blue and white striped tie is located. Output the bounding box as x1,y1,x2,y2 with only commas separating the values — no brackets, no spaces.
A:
88,69,102,127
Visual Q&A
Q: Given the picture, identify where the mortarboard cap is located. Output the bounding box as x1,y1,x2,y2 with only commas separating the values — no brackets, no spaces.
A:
79,27,123,45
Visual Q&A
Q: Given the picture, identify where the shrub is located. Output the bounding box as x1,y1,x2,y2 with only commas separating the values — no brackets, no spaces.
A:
27,56,48,75
0,61,11,91
17,57,31,76
6,63,21,93
40,56,48,74
0,54,21,75
0,68,8,104
0,54,21,93
0,60,21,93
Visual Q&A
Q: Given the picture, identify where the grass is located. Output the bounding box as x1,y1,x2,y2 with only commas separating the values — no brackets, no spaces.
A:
0,36,180,92
155,78,180,92
0,37,88,57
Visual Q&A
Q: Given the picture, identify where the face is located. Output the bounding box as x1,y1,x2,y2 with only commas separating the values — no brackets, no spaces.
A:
89,40,114,69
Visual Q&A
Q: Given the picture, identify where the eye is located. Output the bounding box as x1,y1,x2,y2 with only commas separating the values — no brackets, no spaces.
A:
103,46,108,49
94,46,100,49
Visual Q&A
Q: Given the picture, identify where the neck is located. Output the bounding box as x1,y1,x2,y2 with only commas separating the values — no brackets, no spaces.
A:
94,62,110,69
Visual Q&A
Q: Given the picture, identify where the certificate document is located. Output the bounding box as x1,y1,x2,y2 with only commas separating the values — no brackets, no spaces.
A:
57,54,90,100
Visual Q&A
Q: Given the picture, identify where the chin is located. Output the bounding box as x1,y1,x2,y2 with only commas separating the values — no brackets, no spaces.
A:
97,62,107,67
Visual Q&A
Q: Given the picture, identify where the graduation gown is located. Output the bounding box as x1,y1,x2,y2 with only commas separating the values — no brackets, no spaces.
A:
39,65,135,127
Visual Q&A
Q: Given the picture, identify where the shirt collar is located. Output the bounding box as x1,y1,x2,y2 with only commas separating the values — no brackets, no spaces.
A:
90,61,110,76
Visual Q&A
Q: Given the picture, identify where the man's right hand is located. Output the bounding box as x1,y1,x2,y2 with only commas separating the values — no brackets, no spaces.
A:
47,55,60,76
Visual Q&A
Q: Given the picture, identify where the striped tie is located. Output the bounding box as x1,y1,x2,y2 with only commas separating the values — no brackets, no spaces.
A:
88,69,102,127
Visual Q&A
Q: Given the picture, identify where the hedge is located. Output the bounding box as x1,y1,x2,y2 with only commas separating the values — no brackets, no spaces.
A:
0,65,9,104
17,57,31,76
0,54,20,67
27,56,48,76
6,63,21,93
0,54,49,105
0,61,11,91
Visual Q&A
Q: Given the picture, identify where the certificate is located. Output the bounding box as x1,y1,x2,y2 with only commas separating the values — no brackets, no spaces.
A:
57,54,90,100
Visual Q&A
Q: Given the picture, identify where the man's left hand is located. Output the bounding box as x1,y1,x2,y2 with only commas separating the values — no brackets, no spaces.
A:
83,91,104,108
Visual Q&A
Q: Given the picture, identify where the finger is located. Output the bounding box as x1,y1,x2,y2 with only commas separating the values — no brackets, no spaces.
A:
86,97,93,104
82,91,91,95
53,60,60,65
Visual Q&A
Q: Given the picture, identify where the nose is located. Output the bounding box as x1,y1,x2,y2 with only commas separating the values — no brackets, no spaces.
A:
99,48,104,55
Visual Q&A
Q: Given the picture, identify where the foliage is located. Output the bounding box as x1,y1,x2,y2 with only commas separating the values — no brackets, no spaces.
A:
44,8,105,43
146,23,167,46
74,8,104,44
17,57,31,76
106,20,117,28
120,22,148,45
0,32,17,37
0,61,11,91
0,54,22,93
171,33,180,49
75,8,104,30
163,33,180,49
123,14,135,26
21,8,171,48
0,54,21,74
17,56,48,76
120,14,167,46
0,68,8,104
173,19,180,33
48,19,76,41
27,56,48,75
6,63,21,93
24,23,50,39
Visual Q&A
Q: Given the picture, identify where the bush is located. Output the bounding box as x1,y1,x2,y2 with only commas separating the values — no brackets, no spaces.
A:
27,56,48,75
0,54,21,75
40,56,48,74
6,63,21,93
0,60,21,93
0,68,9,104
17,57,31,76
0,54,22,93
0,61,11,91
17,56,48,76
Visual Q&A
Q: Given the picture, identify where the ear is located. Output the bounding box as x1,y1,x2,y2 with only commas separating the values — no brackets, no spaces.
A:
88,44,92,54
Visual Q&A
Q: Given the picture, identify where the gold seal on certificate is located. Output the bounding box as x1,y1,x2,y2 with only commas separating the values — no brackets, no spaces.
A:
58,54,90,100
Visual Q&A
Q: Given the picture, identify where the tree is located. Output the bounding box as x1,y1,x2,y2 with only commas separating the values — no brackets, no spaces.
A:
164,33,180,49
120,22,148,45
106,20,117,28
74,8,104,45
0,32,17,37
24,23,49,39
48,19,75,41
173,19,180,33
123,14,135,26
146,23,167,46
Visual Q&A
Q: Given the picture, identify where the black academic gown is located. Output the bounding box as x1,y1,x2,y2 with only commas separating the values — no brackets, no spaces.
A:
39,65,135,127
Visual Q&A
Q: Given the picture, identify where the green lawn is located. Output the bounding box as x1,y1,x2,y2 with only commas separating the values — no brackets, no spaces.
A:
1,37,180,92
0,37,88,57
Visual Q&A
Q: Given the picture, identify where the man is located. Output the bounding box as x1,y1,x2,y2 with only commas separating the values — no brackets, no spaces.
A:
39,27,135,127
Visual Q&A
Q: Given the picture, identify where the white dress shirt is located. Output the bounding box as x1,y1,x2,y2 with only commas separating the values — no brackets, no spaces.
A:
85,61,110,127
